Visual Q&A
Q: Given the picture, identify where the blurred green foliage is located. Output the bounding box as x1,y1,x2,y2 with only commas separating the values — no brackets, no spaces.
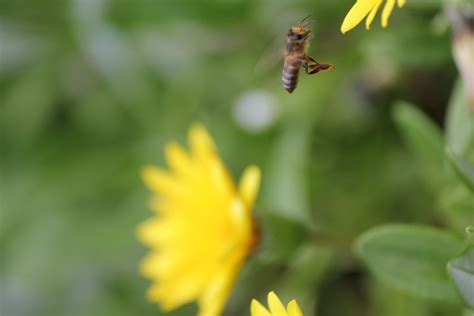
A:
449,247,474,309
1,0,473,315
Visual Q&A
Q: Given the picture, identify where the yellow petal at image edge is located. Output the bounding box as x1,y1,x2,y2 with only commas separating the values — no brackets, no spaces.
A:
365,0,383,29
341,0,381,33
381,0,396,27
268,291,287,315
287,300,303,316
250,292,304,316
251,299,272,316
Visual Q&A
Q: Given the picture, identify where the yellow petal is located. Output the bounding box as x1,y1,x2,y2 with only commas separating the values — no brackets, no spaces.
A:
148,196,181,216
207,155,235,198
140,247,199,280
197,265,237,316
341,0,381,33
251,299,272,316
165,142,193,176
287,300,303,316
153,265,212,312
141,165,168,191
238,165,261,210
189,123,217,162
137,214,191,247
139,252,163,278
136,217,163,246
147,280,203,312
141,165,184,197
268,291,287,316
381,0,396,28
365,0,383,29
146,283,166,304
397,0,406,7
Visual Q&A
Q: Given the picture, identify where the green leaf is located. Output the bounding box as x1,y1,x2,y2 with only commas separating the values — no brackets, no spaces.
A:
448,247,474,308
262,122,313,224
445,80,474,156
356,224,464,303
446,148,474,192
393,102,445,187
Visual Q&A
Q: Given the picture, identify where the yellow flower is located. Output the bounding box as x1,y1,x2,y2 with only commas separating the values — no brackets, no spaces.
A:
137,123,261,316
341,0,407,34
251,291,303,316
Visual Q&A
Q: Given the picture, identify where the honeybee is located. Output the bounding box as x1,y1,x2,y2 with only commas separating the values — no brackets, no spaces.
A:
282,15,335,93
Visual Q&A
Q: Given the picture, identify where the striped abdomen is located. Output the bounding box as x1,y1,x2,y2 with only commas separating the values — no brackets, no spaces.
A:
282,59,302,93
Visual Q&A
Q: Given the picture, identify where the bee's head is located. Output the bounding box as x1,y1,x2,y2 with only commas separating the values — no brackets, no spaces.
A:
287,26,311,42
287,14,312,42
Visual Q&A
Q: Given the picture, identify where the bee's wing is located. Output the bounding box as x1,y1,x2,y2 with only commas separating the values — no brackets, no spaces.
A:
254,49,284,74
299,15,316,28
254,36,285,74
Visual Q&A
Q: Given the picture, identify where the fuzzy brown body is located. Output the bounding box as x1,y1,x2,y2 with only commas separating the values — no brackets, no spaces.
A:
282,35,310,93
282,17,335,93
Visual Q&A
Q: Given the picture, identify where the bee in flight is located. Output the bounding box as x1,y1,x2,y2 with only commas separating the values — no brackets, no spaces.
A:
282,15,335,93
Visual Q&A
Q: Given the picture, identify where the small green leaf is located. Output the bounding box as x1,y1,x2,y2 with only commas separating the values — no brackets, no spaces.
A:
448,247,474,308
356,224,464,303
446,148,474,193
445,80,474,156
393,102,445,187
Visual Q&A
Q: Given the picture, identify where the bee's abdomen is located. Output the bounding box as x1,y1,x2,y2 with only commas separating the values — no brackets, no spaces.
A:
282,60,301,93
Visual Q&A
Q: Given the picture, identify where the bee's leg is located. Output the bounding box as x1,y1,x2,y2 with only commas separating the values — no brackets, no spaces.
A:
304,56,335,75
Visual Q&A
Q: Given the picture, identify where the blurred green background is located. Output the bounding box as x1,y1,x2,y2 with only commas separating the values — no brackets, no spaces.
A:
1,0,472,315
